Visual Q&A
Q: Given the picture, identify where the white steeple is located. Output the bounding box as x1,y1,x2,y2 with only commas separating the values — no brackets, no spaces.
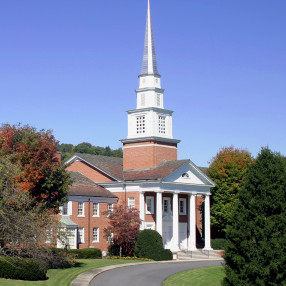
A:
123,0,179,143
141,0,159,76
121,0,180,170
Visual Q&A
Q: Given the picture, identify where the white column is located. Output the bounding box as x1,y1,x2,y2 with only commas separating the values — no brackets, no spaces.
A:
139,191,145,230
156,192,163,236
203,194,212,250
172,192,180,251
188,194,197,251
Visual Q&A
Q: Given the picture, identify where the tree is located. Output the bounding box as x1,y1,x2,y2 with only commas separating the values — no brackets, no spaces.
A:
223,148,286,285
0,157,53,257
0,123,71,210
104,204,141,256
207,146,253,237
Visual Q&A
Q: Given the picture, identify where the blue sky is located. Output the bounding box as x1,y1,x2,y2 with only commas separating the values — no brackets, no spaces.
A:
1,0,285,166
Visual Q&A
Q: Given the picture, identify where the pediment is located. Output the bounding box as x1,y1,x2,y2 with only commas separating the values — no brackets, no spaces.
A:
163,161,215,186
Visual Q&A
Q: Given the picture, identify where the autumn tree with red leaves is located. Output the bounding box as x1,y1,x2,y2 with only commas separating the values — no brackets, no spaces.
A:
0,123,71,211
207,146,254,238
104,204,141,257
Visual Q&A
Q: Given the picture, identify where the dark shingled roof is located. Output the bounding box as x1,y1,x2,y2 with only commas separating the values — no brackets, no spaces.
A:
74,154,123,181
68,171,117,198
123,160,189,181
198,167,208,175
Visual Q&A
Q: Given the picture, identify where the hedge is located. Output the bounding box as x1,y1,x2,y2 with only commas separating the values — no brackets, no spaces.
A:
0,256,47,281
68,248,102,259
134,229,172,261
211,238,227,250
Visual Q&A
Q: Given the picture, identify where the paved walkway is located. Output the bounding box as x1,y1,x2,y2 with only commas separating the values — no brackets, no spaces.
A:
72,259,223,286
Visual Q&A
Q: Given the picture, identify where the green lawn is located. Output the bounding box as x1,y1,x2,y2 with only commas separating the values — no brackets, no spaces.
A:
0,259,143,286
163,266,225,286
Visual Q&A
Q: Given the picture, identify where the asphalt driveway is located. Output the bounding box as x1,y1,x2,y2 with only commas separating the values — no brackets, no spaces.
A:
90,260,223,286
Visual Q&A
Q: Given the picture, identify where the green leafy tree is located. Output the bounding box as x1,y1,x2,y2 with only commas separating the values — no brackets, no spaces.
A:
207,146,253,237
223,148,286,285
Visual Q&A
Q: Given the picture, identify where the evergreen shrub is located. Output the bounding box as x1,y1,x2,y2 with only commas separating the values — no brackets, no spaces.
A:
108,244,120,256
134,229,172,261
68,248,102,259
41,247,74,269
211,238,226,250
0,256,47,281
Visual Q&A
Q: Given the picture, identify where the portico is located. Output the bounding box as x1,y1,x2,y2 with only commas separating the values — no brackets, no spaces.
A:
138,188,212,252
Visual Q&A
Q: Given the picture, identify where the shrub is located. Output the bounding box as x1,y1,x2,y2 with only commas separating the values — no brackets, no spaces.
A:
68,248,102,259
134,230,172,261
108,244,120,256
211,239,226,250
0,256,47,281
40,247,75,269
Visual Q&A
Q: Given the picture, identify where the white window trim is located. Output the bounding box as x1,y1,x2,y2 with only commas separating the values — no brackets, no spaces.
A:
107,203,113,217
179,198,187,215
163,197,171,214
77,202,85,217
46,227,53,244
60,202,70,216
78,227,84,243
128,197,135,209
93,227,99,243
146,196,154,214
93,202,100,217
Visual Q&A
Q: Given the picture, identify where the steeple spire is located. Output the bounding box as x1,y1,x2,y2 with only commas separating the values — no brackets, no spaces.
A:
141,0,159,76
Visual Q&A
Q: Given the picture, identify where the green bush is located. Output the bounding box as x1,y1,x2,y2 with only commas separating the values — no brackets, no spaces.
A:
134,229,172,261
40,247,75,269
0,256,47,281
211,238,226,250
68,248,102,259
108,244,120,256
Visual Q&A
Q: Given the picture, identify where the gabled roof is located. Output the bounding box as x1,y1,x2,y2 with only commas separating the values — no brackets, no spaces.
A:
69,171,118,198
66,154,123,181
123,160,190,181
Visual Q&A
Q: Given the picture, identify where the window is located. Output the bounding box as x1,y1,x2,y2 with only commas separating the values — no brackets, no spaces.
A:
107,233,113,243
78,202,84,216
146,196,154,214
158,116,166,134
107,203,113,216
78,227,84,243
93,227,99,242
163,197,170,213
128,197,135,209
141,94,145,106
62,202,68,215
136,116,145,134
182,172,189,178
157,94,161,106
46,227,53,244
179,198,186,215
93,203,99,217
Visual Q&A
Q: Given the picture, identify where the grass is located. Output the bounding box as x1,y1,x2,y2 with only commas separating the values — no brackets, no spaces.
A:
0,259,143,286
163,266,225,286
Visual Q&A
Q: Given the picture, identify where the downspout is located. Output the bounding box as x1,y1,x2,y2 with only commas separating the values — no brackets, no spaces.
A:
88,198,90,248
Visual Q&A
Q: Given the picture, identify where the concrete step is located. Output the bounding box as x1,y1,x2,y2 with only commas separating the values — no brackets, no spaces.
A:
176,250,223,260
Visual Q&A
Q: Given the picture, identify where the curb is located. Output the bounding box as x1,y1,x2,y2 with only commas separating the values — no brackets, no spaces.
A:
71,258,224,286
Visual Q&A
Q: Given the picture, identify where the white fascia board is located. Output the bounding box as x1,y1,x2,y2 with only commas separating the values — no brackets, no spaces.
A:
188,159,216,187
64,155,121,182
69,196,118,204
163,160,215,187
126,107,173,115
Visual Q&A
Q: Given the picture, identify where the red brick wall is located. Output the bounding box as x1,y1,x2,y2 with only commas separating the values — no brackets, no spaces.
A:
66,161,113,182
123,141,177,170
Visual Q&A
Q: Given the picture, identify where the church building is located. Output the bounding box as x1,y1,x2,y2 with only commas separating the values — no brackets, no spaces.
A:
57,0,215,253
